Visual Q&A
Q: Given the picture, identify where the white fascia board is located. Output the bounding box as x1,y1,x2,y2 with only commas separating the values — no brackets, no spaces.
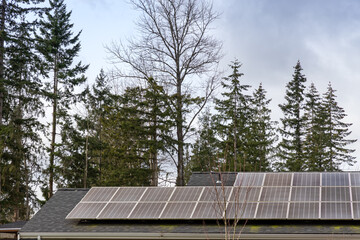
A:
18,232,360,240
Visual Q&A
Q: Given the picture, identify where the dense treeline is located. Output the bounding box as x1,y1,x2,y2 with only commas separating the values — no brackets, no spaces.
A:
0,0,357,223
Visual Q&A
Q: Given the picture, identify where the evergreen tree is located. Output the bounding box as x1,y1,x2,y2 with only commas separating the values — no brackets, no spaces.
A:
248,83,277,171
303,83,326,171
57,70,113,188
100,87,152,186
190,109,219,172
321,82,356,170
278,61,307,171
0,0,44,223
36,0,88,198
214,60,252,171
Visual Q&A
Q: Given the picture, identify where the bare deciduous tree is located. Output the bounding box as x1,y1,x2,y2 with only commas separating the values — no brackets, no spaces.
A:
107,0,222,185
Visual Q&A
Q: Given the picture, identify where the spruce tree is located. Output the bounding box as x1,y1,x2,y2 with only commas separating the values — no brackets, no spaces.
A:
214,60,252,171
0,0,44,223
321,82,356,170
36,0,88,198
248,83,277,171
278,61,307,171
190,109,219,172
303,83,326,171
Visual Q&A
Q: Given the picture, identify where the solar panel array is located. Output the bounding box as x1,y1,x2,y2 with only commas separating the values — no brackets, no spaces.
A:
66,172,360,220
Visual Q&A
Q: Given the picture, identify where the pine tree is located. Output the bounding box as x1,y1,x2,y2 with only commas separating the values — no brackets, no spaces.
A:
321,82,356,170
36,0,88,198
214,60,252,171
0,0,44,223
190,109,219,172
278,61,307,171
303,83,326,171
248,83,277,171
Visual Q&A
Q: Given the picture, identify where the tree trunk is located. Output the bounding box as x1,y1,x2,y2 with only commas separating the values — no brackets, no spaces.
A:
150,97,158,186
49,57,58,198
176,81,184,186
0,0,5,125
84,124,88,188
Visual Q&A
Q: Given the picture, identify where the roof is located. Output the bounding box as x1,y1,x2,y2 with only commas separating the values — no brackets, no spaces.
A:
19,172,360,239
0,220,27,233
187,172,237,186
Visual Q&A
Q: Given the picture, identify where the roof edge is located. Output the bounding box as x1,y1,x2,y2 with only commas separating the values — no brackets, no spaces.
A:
19,232,360,240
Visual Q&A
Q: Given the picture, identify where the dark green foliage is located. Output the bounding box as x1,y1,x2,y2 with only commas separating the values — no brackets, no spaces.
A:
278,61,307,171
0,0,44,223
214,60,252,171
248,83,277,171
303,83,326,171
36,0,88,198
190,109,219,172
320,82,356,170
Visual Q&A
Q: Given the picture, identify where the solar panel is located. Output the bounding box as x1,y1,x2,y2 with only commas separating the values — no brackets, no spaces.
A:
128,202,165,219
234,173,264,186
352,203,360,219
160,202,196,219
140,187,174,202
111,187,145,202
226,202,257,219
256,203,288,219
67,203,106,219
169,187,202,202
98,203,136,219
66,172,360,221
291,187,319,201
350,173,360,186
351,187,360,201
293,172,320,186
192,202,223,219
260,187,290,202
264,173,292,186
199,186,232,202
321,187,350,201
321,202,352,219
322,172,349,186
288,202,319,219
230,187,261,202
82,187,118,202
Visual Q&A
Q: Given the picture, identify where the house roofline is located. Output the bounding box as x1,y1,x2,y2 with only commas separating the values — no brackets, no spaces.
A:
19,232,360,240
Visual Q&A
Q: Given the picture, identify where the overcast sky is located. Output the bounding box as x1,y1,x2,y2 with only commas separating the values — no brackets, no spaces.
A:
65,0,360,170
